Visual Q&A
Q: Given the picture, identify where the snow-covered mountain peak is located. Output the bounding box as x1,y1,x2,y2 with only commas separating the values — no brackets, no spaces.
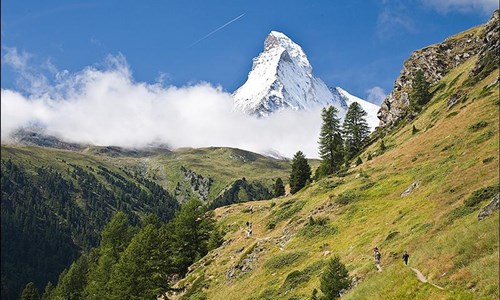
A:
233,31,346,117
263,31,311,71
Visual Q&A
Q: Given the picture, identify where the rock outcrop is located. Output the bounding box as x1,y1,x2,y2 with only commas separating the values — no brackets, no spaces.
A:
478,193,499,221
378,10,499,128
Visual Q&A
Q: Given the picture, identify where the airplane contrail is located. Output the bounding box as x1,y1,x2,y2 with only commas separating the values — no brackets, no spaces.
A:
189,13,245,47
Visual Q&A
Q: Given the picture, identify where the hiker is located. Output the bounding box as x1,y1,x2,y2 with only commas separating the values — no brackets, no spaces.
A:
246,222,253,237
402,251,410,265
374,247,381,265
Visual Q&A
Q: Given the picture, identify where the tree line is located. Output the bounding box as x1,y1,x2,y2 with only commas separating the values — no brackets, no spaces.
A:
287,102,371,194
20,198,222,300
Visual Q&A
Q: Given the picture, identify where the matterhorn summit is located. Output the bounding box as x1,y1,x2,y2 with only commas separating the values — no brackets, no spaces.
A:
232,31,348,117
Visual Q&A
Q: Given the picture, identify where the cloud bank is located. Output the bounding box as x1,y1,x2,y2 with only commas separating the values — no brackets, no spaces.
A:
1,51,324,158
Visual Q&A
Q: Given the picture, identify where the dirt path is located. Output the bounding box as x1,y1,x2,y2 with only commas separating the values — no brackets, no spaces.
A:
411,268,444,290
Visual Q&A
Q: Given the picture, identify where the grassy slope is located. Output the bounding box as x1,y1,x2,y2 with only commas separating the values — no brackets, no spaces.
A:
0,146,299,201
173,56,499,299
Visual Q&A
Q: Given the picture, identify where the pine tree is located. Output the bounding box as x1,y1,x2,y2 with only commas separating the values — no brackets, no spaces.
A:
379,140,386,152
355,157,363,166
318,106,344,177
20,282,40,300
84,212,134,299
170,198,215,274
320,256,350,299
367,153,372,161
412,125,418,135
40,282,53,300
289,151,312,194
343,102,370,161
273,177,285,197
108,224,172,299
410,69,431,109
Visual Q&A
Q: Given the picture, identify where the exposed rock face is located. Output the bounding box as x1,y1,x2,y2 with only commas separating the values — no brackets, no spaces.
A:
470,10,499,81
174,166,212,203
401,181,420,197
478,193,499,221
378,10,499,128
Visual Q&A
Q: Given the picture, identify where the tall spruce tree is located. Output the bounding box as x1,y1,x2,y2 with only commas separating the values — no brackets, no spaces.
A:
410,69,431,109
273,177,285,197
289,151,311,194
317,106,344,177
343,102,370,161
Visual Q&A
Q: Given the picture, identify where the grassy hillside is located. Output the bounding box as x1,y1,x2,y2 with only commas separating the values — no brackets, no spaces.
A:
171,52,499,299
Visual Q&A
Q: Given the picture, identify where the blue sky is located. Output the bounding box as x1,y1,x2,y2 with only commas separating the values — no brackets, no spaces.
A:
1,0,497,102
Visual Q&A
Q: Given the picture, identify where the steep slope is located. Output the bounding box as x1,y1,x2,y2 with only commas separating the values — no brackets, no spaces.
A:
172,24,499,300
232,31,348,117
378,10,498,128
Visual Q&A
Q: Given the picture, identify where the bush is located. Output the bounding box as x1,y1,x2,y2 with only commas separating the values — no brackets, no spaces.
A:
264,251,306,270
334,190,359,205
468,120,488,132
464,185,499,207
299,216,337,238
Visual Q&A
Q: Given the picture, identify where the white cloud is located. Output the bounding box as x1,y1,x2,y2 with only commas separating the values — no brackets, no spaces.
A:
2,46,31,69
366,86,387,105
421,0,498,15
376,1,416,38
1,54,323,158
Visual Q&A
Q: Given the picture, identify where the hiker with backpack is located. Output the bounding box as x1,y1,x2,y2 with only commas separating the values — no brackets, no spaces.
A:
402,251,410,265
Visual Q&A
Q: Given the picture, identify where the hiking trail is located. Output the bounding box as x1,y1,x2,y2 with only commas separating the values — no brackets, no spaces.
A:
410,267,444,290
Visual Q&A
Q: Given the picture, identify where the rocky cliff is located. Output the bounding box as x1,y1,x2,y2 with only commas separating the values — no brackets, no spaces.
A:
378,10,499,128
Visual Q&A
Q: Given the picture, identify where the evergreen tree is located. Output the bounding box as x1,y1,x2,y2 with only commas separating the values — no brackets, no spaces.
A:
108,224,172,299
170,198,215,275
355,157,363,166
318,106,344,177
343,102,370,161
320,256,350,300
367,153,372,161
273,178,285,197
289,151,312,194
84,213,134,299
410,69,431,109
20,282,40,300
51,253,93,300
40,282,53,300
379,140,386,152
207,225,225,251
412,125,418,135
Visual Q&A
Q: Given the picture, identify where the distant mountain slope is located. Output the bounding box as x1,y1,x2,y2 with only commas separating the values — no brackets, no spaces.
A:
171,15,499,300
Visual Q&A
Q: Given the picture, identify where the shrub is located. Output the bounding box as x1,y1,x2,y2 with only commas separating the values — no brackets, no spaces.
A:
464,185,499,207
264,251,306,270
335,190,359,205
468,120,488,132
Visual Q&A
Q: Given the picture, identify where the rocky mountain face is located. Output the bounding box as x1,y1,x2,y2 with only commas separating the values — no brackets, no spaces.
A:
232,31,348,117
378,10,499,128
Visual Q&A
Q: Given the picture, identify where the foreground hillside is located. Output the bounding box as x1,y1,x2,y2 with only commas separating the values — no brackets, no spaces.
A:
171,40,499,299
0,146,293,299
